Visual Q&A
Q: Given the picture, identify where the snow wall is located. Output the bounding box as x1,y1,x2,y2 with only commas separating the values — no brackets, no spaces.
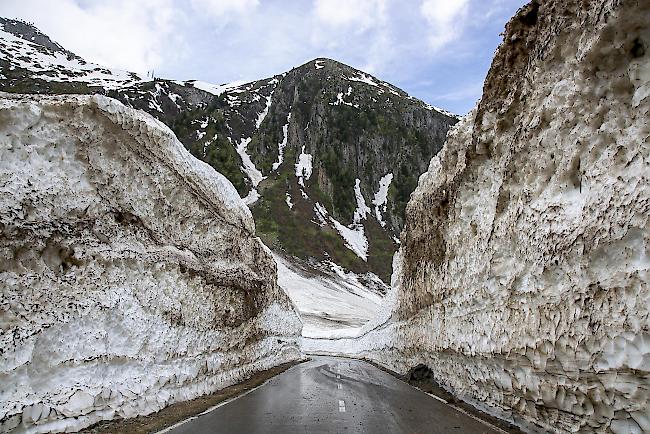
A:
0,93,302,433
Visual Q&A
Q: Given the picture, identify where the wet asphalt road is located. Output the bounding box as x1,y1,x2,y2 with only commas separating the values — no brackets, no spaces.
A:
166,356,501,434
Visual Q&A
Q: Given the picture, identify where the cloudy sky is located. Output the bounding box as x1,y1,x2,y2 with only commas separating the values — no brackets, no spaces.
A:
0,0,527,114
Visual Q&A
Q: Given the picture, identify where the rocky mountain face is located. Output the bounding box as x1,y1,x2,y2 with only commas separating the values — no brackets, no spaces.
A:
306,0,650,432
0,93,301,432
0,18,458,285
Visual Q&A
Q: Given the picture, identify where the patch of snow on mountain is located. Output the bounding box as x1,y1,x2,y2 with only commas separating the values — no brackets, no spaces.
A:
236,137,264,187
295,145,313,187
332,220,368,261
227,95,241,107
330,91,359,108
313,202,329,226
285,193,294,209
167,91,181,104
202,134,218,157
255,93,274,129
315,60,325,69
189,79,248,96
148,98,163,113
353,178,371,223
424,103,460,119
243,188,261,206
272,112,291,171
274,253,384,338
313,200,368,260
346,73,378,87
372,173,393,226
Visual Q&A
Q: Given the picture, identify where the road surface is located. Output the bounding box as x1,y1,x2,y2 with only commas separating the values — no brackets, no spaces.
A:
165,356,501,434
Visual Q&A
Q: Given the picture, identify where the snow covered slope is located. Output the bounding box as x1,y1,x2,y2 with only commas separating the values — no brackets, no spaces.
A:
0,19,146,90
0,93,301,433
304,0,650,432
274,253,385,338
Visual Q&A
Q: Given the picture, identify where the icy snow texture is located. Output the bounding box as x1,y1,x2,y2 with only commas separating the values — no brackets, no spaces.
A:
306,1,650,432
0,93,301,433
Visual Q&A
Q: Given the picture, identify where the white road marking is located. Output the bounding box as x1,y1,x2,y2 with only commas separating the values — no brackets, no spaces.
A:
337,383,342,390
338,400,346,412
425,392,448,404
337,374,340,379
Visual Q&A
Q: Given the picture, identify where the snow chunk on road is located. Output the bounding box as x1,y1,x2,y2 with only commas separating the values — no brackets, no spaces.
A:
372,173,393,226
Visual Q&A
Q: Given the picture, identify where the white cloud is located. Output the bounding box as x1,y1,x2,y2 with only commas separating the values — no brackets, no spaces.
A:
0,0,182,75
420,0,469,50
313,0,386,31
191,0,259,18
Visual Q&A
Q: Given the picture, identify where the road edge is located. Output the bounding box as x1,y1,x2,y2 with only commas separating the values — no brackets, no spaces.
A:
81,358,309,434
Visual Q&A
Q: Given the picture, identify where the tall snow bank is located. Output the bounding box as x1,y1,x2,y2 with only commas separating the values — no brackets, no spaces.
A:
0,93,301,433
306,1,650,432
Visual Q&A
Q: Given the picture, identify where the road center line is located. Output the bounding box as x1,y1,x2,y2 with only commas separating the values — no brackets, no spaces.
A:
338,400,346,412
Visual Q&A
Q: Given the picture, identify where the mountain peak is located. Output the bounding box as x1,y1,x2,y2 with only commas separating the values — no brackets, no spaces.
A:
0,17,79,61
